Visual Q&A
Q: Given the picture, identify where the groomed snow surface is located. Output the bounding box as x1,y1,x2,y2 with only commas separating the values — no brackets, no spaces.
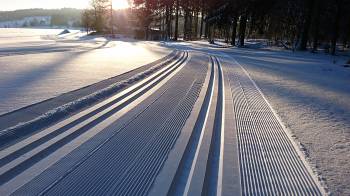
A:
0,28,171,115
163,40,350,195
227,48,350,195
0,30,349,195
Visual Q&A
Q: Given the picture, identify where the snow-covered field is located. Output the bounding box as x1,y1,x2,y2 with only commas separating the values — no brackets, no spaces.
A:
0,28,171,115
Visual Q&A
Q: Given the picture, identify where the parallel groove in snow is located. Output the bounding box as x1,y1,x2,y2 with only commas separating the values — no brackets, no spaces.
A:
167,55,226,196
0,52,186,187
203,56,225,196
226,60,324,196
6,51,206,195
41,52,207,195
0,50,181,165
146,55,212,196
0,51,190,195
168,56,216,196
0,50,180,145
0,50,181,161
109,81,203,196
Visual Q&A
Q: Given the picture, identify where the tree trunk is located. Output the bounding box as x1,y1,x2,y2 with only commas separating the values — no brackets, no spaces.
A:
226,25,230,43
189,11,193,40
331,1,342,55
174,0,179,40
208,23,213,43
298,0,314,50
194,10,199,39
231,14,238,46
184,9,188,40
204,12,209,39
161,11,165,40
239,12,247,47
166,5,171,40
170,7,173,39
200,11,204,38
310,0,320,52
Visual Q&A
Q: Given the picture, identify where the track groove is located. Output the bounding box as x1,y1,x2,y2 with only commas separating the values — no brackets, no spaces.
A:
0,51,180,145
203,56,225,196
165,55,227,196
3,51,210,196
40,52,207,196
0,51,326,196
0,51,192,195
167,55,216,196
0,52,187,186
0,51,181,159
226,57,325,196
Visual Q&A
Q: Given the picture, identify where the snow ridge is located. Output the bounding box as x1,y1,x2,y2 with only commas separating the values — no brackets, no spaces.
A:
0,51,179,145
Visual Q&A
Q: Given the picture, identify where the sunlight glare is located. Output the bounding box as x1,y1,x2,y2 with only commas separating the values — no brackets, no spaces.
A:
112,0,130,10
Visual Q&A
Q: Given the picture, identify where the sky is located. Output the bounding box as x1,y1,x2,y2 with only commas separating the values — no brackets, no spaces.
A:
0,0,130,11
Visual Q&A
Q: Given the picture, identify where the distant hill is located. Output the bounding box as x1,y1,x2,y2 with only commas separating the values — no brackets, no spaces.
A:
0,8,82,27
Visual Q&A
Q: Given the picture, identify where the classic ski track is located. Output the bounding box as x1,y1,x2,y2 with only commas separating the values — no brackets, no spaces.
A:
181,56,218,196
226,56,325,195
147,55,213,196
156,55,226,196
41,52,207,195
0,50,327,196
0,50,180,150
0,51,189,195
203,56,225,196
0,50,179,144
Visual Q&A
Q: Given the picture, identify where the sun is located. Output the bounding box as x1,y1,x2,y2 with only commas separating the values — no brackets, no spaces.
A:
112,0,130,10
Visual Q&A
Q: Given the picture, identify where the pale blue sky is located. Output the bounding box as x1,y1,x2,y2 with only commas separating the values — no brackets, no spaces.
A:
0,0,91,11
0,0,130,11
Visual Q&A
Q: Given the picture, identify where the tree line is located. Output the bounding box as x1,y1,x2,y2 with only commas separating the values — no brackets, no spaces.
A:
83,0,350,55
0,8,82,27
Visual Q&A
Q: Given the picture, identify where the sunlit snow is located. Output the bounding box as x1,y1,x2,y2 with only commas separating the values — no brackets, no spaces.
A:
0,28,171,115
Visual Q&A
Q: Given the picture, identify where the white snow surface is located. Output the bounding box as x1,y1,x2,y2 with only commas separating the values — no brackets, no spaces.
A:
0,33,349,194
225,48,350,195
164,40,350,194
0,28,171,115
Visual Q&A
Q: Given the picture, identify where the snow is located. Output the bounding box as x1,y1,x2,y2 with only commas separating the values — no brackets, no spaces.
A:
224,48,350,195
0,55,174,144
0,28,171,115
162,40,350,194
0,31,349,194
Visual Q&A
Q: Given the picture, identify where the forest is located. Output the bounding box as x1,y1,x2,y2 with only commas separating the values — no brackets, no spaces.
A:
0,8,82,27
83,0,350,55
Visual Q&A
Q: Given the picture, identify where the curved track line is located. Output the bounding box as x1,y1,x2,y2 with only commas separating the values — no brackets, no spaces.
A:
216,57,225,196
147,55,212,196
183,57,216,196
0,51,182,158
37,51,207,196
225,56,325,196
165,55,227,196
166,55,216,196
0,51,190,195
